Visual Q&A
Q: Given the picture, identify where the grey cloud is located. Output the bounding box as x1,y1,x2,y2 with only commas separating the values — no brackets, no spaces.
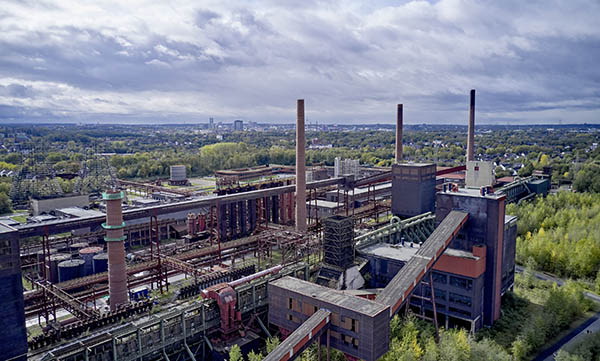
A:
195,9,221,28
0,0,598,124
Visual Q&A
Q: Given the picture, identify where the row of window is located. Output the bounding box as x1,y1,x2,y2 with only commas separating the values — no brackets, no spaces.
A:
448,292,472,307
432,272,473,291
286,298,359,332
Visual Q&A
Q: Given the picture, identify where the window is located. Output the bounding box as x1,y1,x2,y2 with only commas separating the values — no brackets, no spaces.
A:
288,298,293,310
331,312,340,327
449,306,471,317
0,240,11,256
450,276,473,291
351,318,358,332
425,287,447,301
449,292,472,308
432,272,447,284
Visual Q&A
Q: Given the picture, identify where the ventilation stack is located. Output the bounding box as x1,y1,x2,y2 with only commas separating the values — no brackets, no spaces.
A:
296,99,307,232
467,89,475,162
102,190,128,311
395,104,403,163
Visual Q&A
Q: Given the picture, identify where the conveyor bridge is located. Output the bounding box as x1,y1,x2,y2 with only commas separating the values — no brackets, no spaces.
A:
263,309,331,361
375,210,469,316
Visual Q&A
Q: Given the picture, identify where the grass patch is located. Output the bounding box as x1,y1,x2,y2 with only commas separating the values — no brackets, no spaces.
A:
11,215,28,223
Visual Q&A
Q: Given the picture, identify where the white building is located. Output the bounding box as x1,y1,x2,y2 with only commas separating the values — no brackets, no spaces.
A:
334,157,360,178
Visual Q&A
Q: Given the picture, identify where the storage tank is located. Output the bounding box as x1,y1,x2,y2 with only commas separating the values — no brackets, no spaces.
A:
58,259,85,283
49,253,71,283
170,165,187,181
70,242,89,255
36,248,57,274
92,253,109,274
79,247,103,276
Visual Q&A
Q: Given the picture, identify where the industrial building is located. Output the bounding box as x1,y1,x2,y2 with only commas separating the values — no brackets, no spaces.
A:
0,91,553,361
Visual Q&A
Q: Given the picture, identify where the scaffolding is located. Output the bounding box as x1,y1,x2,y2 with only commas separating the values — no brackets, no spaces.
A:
322,215,354,269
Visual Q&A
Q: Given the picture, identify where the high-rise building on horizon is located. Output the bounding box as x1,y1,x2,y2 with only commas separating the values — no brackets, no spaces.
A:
234,119,244,131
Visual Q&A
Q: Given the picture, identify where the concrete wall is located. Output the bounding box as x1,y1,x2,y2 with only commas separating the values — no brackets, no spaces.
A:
391,163,436,218
32,194,89,216
269,281,389,361
0,226,27,360
436,191,506,326
466,161,494,188
502,216,517,294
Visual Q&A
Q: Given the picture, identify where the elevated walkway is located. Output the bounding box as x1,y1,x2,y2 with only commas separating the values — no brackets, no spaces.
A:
376,210,469,316
263,309,331,361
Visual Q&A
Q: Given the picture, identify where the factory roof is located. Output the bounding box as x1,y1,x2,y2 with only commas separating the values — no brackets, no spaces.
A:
57,207,104,218
131,198,161,205
358,242,419,262
306,199,341,209
29,214,58,223
444,248,479,260
0,222,17,235
325,182,391,197
395,162,435,167
270,276,389,317
0,217,20,226
440,187,506,200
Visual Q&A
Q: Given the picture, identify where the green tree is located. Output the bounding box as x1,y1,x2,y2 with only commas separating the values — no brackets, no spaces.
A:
266,337,280,354
228,344,243,361
247,350,263,361
0,193,11,214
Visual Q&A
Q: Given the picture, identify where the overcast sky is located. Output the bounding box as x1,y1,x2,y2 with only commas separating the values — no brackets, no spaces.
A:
0,0,599,124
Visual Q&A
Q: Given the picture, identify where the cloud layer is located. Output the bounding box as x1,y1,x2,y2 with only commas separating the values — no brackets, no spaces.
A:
1,0,599,124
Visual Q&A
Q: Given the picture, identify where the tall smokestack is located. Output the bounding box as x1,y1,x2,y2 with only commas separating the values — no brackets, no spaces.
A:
395,104,403,163
295,99,307,232
467,89,475,162
102,190,128,311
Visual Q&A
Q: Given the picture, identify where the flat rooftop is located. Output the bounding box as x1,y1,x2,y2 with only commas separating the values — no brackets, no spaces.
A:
0,222,16,235
57,207,104,218
440,187,505,200
307,199,341,209
270,276,389,317
358,243,419,262
325,182,391,197
395,162,435,167
444,248,480,260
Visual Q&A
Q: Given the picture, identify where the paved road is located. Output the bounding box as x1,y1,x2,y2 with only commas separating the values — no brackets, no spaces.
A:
515,265,600,303
515,266,600,360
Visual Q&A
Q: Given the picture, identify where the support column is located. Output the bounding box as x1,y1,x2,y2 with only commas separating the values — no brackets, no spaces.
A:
239,200,247,236
218,203,227,242
271,195,279,224
229,203,237,239
249,199,257,233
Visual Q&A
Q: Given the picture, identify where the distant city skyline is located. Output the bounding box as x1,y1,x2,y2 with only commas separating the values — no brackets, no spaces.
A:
0,0,599,124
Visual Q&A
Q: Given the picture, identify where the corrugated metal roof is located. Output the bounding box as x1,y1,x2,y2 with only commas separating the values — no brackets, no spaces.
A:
270,277,388,317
